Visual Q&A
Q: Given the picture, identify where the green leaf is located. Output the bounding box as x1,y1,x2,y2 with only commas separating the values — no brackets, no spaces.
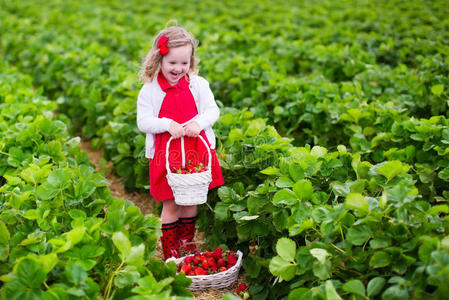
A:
260,166,281,176
47,169,72,189
418,238,438,263
36,182,59,200
438,168,449,181
288,288,312,300
0,221,10,261
64,226,85,246
325,280,342,300
228,128,244,141
217,186,237,203
214,202,230,221
222,294,241,300
269,256,296,281
114,266,140,288
125,244,145,267
376,161,410,182
367,277,386,297
345,193,369,214
0,220,11,244
276,238,296,262
7,147,23,167
112,232,131,260
310,248,329,264
273,189,298,206
346,225,371,245
15,258,46,288
276,176,294,188
431,84,444,96
4,174,22,185
370,251,391,268
293,180,313,201
65,261,87,285
289,219,314,236
313,260,331,280
381,285,408,300
311,146,327,157
75,180,96,199
289,164,305,181
342,279,365,297
23,209,40,220
38,253,58,274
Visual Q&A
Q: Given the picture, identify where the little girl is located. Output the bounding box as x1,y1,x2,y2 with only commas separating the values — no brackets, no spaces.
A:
136,26,224,260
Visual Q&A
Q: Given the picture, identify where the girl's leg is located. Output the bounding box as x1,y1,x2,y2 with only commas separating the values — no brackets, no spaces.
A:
161,199,180,223
160,199,180,260
179,205,197,219
178,205,198,252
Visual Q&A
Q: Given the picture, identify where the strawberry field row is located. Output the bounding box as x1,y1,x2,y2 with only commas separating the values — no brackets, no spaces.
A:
0,62,193,299
1,0,449,299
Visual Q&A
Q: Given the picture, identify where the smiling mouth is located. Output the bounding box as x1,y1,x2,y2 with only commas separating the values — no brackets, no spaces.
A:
170,72,180,77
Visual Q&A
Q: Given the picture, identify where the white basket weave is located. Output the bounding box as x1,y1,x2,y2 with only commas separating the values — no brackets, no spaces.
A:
166,250,243,291
165,135,212,206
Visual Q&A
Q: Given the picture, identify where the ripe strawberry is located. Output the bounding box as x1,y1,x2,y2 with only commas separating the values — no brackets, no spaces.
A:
236,283,248,294
195,267,208,276
210,266,217,272
207,257,216,267
184,256,194,264
202,261,209,269
227,254,237,266
217,258,226,268
213,248,223,260
180,264,191,274
205,251,213,258
219,266,227,272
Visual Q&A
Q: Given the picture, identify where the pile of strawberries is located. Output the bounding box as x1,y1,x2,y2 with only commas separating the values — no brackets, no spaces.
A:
173,160,208,174
177,247,238,276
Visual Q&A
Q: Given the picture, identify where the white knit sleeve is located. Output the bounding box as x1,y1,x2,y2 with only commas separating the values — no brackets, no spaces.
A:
136,85,172,134
195,77,220,130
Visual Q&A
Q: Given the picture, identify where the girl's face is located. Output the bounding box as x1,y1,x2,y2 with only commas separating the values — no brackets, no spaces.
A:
161,44,192,85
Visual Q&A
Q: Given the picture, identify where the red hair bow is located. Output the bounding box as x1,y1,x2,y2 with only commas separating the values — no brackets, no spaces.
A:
158,36,169,55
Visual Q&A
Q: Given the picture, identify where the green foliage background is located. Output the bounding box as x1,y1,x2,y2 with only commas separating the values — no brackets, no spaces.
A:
1,0,449,299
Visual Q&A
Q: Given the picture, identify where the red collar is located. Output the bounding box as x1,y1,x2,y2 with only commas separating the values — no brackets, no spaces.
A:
157,72,190,91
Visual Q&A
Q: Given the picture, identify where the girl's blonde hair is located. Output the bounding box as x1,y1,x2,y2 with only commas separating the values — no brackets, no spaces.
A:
139,26,199,83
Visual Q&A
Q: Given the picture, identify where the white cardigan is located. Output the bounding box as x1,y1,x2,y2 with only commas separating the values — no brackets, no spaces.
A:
136,74,220,159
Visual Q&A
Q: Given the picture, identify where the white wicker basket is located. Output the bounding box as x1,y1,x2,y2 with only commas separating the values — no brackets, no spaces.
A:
165,135,212,206
166,250,243,291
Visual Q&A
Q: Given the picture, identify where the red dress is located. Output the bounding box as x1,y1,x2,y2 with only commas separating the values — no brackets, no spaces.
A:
149,72,225,201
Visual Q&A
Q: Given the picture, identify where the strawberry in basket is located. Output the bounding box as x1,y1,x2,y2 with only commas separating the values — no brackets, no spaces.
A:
173,159,208,174
177,248,239,276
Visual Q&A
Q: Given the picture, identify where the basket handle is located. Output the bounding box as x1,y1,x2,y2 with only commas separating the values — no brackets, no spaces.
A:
166,135,212,174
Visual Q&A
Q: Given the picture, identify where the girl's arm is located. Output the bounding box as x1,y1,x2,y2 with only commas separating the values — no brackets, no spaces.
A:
195,78,220,130
136,87,172,134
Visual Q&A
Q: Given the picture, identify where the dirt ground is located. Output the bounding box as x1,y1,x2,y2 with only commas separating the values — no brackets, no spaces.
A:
79,138,245,300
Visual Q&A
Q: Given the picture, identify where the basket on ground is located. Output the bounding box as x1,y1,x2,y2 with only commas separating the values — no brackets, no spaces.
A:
166,250,243,291
165,135,212,206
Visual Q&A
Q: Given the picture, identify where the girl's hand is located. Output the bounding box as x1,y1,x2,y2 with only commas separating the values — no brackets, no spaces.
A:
169,121,185,139
184,121,201,137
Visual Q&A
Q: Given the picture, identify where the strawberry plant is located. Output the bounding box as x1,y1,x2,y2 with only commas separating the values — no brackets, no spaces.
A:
1,0,449,298
0,63,192,299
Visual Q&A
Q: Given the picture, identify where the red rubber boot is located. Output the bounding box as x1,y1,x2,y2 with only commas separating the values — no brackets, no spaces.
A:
178,216,197,253
161,220,180,260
